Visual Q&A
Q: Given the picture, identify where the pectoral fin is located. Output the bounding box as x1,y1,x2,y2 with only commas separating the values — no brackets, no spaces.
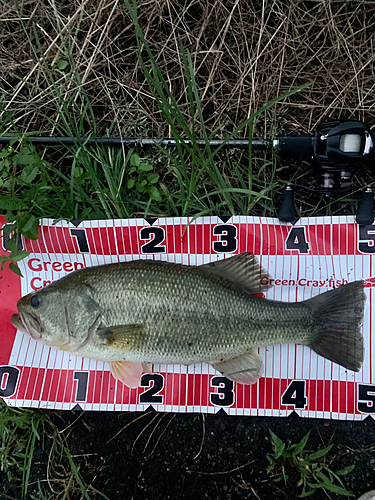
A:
110,361,144,388
211,349,263,385
98,324,147,350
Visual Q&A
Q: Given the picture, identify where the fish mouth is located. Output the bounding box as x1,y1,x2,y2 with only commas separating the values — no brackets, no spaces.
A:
11,312,42,340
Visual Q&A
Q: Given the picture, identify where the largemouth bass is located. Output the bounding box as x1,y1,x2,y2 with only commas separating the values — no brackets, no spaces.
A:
11,253,366,388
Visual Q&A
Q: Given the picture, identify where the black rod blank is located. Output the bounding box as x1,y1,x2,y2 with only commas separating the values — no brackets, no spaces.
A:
0,136,273,149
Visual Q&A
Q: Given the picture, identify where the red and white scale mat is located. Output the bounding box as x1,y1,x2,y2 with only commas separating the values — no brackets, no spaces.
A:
1,214,375,420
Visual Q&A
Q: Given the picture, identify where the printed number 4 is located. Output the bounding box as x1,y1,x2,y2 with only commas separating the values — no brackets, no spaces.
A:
281,380,307,409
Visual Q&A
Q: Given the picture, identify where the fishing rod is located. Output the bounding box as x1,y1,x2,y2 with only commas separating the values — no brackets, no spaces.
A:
1,120,374,223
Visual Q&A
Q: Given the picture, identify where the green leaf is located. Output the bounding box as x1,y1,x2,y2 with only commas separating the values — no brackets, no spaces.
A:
147,173,159,184
22,219,39,240
21,165,39,184
74,167,84,177
130,153,140,166
13,154,36,166
293,431,311,455
274,442,286,460
0,149,11,159
319,482,354,496
335,465,355,476
127,179,135,189
138,162,153,172
299,489,316,498
4,211,16,223
57,60,68,70
309,444,333,461
150,186,161,201
9,262,23,277
5,238,16,253
316,471,329,482
0,197,28,211
19,214,37,234
269,429,284,450
10,250,30,262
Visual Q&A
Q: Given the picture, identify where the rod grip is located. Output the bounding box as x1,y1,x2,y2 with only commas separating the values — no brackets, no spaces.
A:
277,134,314,158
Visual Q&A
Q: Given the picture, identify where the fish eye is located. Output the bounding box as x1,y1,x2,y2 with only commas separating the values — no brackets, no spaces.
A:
30,294,42,308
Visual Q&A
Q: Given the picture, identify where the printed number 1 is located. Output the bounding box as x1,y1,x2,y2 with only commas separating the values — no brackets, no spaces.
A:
70,229,90,253
73,372,89,402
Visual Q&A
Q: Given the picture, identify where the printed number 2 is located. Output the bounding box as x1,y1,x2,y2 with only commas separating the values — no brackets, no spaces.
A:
140,227,166,254
213,225,237,253
210,377,235,406
281,380,307,409
139,374,164,404
358,384,375,413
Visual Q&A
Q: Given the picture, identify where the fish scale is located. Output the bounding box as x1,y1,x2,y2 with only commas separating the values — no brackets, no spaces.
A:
77,261,315,363
11,253,366,388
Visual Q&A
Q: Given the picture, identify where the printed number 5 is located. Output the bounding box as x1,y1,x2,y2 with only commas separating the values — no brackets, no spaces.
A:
358,384,375,413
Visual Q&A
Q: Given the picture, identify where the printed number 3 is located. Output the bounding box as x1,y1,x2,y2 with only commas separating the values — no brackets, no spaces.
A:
210,376,235,406
213,225,237,253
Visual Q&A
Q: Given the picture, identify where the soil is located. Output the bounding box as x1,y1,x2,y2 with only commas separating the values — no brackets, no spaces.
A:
1,409,375,500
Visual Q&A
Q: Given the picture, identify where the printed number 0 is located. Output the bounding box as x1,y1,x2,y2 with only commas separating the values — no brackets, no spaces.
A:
0,366,20,398
210,376,235,406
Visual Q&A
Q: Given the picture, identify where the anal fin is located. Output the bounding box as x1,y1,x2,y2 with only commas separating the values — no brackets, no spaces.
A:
110,361,144,388
211,349,263,385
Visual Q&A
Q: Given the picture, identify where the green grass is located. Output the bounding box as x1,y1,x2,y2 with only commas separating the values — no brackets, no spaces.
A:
0,399,46,498
0,4,309,275
267,429,355,498
0,0,313,497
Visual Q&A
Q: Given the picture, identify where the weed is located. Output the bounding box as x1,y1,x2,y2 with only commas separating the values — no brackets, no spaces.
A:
266,429,355,498
0,399,46,499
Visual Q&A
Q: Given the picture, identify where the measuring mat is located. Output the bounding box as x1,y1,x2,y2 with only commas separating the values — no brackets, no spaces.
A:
1,215,374,420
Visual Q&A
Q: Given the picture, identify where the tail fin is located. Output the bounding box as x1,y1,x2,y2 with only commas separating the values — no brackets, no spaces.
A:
305,281,366,372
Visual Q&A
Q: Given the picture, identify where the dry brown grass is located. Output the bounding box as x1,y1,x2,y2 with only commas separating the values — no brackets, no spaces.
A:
1,0,375,139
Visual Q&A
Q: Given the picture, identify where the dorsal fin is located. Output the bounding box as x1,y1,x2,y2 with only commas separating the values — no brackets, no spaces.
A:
199,253,272,293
